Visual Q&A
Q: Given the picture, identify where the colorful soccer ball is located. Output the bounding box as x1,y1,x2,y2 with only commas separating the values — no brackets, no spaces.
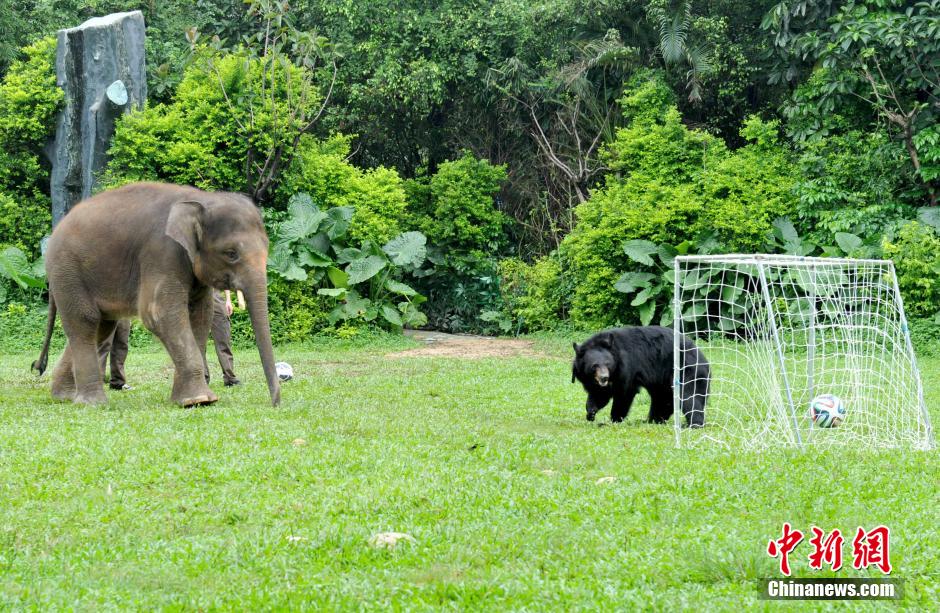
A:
275,362,293,381
810,394,845,428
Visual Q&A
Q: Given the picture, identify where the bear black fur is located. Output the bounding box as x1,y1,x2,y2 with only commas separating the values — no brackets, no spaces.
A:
571,325,709,427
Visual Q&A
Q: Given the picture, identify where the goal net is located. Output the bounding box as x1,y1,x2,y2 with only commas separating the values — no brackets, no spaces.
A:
672,254,933,450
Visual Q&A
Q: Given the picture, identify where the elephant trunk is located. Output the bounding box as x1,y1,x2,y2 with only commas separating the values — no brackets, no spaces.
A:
244,275,281,406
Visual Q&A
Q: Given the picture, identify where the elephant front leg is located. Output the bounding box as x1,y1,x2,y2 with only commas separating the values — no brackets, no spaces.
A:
190,292,214,385
144,299,217,407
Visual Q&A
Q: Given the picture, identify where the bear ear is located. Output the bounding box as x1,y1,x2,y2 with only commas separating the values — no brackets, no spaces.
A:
597,333,612,350
572,342,580,353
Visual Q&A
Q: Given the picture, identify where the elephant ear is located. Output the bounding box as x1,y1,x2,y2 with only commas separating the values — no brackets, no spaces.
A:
165,200,205,265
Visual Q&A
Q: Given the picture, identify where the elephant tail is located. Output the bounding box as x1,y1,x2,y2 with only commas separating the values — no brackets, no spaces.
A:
32,291,57,375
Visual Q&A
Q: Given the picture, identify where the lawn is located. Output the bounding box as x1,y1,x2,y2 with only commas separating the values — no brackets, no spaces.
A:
0,334,937,609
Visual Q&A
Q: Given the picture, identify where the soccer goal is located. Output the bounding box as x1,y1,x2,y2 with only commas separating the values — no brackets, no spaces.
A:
672,254,934,450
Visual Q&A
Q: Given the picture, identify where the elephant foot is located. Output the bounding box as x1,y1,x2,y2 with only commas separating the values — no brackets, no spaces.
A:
171,374,218,407
179,391,219,407
51,386,76,402
73,388,108,405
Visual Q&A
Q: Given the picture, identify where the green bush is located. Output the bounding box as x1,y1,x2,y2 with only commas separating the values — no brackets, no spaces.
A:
108,52,410,242
0,302,61,353
230,276,331,347
0,37,60,259
277,135,409,244
882,221,940,319
498,255,569,332
404,153,511,333
108,50,311,194
562,73,797,327
795,131,917,242
411,152,509,256
909,318,940,358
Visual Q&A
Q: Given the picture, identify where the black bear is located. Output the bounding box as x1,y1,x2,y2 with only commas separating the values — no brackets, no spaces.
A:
571,325,709,426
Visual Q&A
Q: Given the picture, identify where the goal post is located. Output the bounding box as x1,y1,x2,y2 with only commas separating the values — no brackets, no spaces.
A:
672,254,933,450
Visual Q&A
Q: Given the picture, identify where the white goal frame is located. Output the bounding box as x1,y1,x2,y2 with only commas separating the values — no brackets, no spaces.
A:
672,254,934,450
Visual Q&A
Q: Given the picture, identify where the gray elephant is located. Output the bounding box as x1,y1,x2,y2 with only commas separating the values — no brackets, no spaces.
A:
32,182,280,406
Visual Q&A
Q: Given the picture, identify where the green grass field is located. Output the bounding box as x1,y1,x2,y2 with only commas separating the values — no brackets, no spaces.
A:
1,334,938,609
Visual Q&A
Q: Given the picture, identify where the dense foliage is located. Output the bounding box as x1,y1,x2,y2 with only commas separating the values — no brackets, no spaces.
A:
562,74,797,326
0,37,59,260
1,1,938,341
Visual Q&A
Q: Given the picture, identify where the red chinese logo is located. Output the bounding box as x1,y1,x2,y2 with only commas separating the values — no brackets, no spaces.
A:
767,522,804,576
767,524,891,575
852,525,892,574
808,527,844,571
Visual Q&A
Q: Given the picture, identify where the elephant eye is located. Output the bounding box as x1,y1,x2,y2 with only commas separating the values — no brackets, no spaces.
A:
223,248,240,262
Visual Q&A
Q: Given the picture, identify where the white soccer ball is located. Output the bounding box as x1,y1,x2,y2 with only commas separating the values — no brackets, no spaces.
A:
809,394,846,428
275,362,293,381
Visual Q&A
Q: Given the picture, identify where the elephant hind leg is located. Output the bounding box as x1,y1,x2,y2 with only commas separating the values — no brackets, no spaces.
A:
56,312,110,405
51,344,76,402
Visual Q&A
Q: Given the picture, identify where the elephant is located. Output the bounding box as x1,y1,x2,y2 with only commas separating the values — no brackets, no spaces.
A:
32,182,280,407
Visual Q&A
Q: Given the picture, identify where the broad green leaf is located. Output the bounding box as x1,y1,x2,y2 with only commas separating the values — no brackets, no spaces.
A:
631,287,652,306
675,240,693,255
327,266,348,288
834,232,863,253
385,280,418,296
280,262,308,281
297,249,332,268
317,287,346,297
281,194,326,242
638,300,656,325
614,271,655,294
682,301,707,321
659,305,674,327
400,302,428,327
720,282,743,304
324,206,354,239
342,291,371,317
383,231,428,267
304,232,332,255
772,217,799,244
0,246,45,289
334,247,361,264
479,310,504,322
622,239,659,266
381,305,403,326
918,206,940,231
345,255,387,285
656,243,678,267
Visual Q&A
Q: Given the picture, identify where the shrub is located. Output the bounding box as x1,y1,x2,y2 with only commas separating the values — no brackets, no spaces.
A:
0,37,60,259
266,193,428,331
0,191,50,260
277,135,409,244
794,131,917,242
107,50,313,195
0,302,61,353
882,221,940,319
412,152,509,256
498,255,569,332
230,276,331,346
562,73,797,327
407,153,510,333
108,55,410,241
909,318,940,358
